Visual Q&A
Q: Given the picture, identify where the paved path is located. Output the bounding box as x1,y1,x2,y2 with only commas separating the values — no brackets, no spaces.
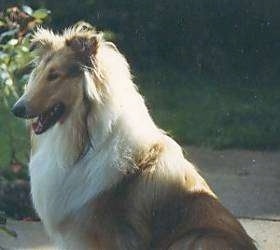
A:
185,146,280,220
1,147,279,249
0,218,279,250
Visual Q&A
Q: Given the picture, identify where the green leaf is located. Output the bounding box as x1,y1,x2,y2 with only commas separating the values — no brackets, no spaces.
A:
0,130,12,168
8,39,18,46
32,9,50,20
0,20,6,27
20,46,29,53
22,5,33,16
0,29,18,41
0,226,17,238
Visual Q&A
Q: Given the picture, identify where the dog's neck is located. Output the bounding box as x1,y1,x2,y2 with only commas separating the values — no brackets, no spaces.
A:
30,75,159,174
29,82,161,233
30,44,161,169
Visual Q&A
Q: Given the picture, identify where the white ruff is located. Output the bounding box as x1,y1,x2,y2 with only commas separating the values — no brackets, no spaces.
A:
29,118,122,233
29,99,160,249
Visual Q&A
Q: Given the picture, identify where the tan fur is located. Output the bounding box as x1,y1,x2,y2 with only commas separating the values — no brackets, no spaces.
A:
21,25,256,249
55,141,256,249
135,143,163,171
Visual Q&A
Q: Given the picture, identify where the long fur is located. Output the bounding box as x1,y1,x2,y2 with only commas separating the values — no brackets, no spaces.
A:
21,25,257,249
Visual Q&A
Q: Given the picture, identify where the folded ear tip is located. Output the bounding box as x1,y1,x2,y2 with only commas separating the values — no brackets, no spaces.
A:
74,21,95,32
66,34,99,62
30,39,52,53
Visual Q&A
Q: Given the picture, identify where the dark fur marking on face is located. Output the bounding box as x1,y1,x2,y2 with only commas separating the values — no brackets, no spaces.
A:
66,63,82,78
66,35,99,66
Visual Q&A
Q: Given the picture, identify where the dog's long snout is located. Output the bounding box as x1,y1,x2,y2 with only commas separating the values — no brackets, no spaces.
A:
11,99,28,118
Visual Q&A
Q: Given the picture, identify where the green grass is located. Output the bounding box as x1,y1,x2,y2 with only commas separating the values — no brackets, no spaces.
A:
136,68,280,150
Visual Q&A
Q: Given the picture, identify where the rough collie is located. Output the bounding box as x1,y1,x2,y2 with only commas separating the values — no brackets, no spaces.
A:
12,24,256,250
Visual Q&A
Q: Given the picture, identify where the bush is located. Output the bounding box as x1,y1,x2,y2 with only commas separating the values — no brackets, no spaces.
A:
0,6,50,174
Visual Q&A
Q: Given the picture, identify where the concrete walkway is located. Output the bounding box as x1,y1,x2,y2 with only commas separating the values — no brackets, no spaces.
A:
1,146,280,250
185,146,280,220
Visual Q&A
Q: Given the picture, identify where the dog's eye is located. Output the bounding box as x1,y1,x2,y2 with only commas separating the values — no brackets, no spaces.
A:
47,71,61,81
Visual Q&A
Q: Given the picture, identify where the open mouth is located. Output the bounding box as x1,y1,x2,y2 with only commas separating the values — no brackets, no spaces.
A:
32,103,65,135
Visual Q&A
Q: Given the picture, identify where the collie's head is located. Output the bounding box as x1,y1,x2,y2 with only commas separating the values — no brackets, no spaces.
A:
11,24,126,135
12,24,159,163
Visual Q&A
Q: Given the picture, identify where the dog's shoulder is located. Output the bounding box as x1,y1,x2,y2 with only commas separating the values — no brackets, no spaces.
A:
58,137,256,250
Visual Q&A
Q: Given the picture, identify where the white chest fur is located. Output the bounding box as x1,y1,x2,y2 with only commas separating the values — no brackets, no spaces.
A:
29,125,123,237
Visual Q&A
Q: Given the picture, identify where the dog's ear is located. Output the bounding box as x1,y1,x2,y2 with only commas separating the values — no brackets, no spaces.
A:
66,35,100,64
30,39,52,53
30,28,54,56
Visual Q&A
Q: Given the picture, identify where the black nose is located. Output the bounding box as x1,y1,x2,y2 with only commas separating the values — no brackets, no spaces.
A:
11,100,27,118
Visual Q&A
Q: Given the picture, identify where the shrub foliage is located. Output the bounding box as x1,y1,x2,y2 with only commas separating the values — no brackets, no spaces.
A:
0,6,50,171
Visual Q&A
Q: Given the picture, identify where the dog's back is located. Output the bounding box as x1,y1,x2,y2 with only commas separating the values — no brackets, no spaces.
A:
58,136,256,250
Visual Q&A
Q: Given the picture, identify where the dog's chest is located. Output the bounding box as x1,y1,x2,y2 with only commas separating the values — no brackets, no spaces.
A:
29,138,122,234
29,148,73,229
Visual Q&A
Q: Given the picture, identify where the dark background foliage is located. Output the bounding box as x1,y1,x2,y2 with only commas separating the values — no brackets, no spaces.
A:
2,0,280,83
1,0,280,153
1,0,280,155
